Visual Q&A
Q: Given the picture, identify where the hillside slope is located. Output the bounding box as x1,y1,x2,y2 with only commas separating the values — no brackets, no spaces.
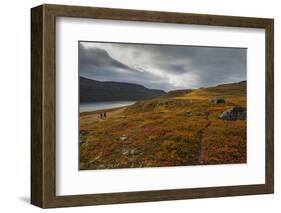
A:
80,81,247,170
80,77,166,102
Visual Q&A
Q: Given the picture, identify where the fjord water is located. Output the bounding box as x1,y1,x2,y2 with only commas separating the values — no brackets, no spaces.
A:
79,101,136,113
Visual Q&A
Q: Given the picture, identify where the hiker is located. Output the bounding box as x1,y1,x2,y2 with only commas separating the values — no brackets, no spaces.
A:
100,113,103,119
104,112,107,118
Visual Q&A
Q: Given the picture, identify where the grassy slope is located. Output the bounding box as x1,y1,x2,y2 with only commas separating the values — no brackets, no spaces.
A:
79,81,246,170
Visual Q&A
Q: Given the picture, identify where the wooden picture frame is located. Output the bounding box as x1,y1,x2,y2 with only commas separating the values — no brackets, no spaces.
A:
31,4,274,208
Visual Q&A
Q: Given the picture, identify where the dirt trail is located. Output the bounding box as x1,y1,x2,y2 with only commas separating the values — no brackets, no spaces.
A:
80,107,126,123
198,121,211,164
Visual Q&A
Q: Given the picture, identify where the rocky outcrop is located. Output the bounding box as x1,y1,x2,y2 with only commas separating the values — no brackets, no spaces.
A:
209,96,225,104
219,106,246,120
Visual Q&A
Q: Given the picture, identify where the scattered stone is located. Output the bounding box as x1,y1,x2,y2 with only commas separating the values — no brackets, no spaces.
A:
89,155,101,163
120,135,128,141
80,130,92,144
122,149,129,155
209,96,225,104
122,148,141,155
219,106,246,120
129,149,140,155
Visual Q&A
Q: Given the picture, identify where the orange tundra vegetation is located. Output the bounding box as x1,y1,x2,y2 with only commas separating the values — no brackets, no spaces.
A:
79,81,246,170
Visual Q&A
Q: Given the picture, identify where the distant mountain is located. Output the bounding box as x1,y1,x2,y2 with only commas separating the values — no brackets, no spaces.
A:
80,77,166,102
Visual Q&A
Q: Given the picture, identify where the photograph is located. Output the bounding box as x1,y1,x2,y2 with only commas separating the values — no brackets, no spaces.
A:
79,41,247,170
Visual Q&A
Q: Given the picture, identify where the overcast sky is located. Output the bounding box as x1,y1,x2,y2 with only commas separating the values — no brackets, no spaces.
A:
79,41,246,92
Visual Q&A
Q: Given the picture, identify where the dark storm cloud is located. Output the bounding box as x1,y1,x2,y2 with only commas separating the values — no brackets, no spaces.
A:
79,44,168,90
79,45,134,71
79,42,246,91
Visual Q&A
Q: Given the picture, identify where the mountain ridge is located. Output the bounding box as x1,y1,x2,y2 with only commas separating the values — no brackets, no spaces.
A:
80,76,166,102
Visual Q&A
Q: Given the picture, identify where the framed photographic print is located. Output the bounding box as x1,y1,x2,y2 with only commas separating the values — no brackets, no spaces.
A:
31,4,274,208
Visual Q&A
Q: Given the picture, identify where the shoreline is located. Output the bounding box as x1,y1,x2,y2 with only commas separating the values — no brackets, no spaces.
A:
79,106,127,116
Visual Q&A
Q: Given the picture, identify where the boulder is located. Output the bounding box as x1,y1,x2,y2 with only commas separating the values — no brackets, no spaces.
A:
219,106,246,120
209,96,225,104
